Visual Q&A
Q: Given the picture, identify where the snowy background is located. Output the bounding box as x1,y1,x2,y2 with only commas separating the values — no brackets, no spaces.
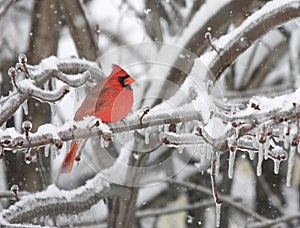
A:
0,0,300,227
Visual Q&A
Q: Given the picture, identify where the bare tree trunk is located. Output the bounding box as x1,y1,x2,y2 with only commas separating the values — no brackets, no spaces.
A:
18,0,59,192
59,0,97,61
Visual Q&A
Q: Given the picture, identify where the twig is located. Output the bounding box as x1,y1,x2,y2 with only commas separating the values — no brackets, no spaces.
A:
136,199,214,218
0,191,27,199
139,106,151,125
0,0,16,20
246,213,300,228
211,158,222,204
205,32,220,56
0,57,99,126
171,179,269,222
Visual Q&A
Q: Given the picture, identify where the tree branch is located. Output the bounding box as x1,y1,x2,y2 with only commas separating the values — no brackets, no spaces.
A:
204,0,300,81
0,56,101,126
0,175,130,226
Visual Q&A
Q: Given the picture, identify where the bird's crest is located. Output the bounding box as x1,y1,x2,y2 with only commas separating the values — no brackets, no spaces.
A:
111,64,128,77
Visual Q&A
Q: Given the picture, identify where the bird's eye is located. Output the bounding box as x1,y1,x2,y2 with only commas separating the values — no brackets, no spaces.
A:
118,75,130,87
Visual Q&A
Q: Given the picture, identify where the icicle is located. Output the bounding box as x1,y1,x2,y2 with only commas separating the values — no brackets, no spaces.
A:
178,146,184,154
206,80,214,95
255,128,260,146
50,144,58,158
100,137,105,148
163,124,169,132
144,128,150,144
22,101,28,115
248,150,255,160
263,137,270,160
44,144,50,157
70,214,78,225
133,152,139,160
176,123,181,134
215,153,220,177
24,152,32,164
104,139,109,148
186,215,194,224
284,135,289,149
279,124,284,141
215,203,221,227
51,145,57,160
286,145,296,187
228,150,236,179
0,146,3,159
158,125,163,132
51,78,56,90
273,159,280,174
66,141,71,153
33,217,37,224
227,134,236,178
196,146,206,169
50,103,56,116
235,127,240,138
44,81,49,91
206,145,212,159
75,89,80,102
256,144,264,176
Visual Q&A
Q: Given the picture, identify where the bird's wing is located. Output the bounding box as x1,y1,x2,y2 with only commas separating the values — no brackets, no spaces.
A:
74,81,118,121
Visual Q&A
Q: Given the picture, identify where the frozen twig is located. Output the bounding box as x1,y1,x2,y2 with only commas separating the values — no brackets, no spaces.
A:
0,191,27,199
0,56,100,126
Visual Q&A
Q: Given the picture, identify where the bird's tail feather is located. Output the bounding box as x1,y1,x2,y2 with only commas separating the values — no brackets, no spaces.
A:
59,141,79,174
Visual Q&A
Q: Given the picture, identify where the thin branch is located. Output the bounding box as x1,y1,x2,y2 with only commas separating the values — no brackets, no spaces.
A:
171,179,269,222
136,199,214,218
0,191,27,199
0,0,16,20
246,213,300,228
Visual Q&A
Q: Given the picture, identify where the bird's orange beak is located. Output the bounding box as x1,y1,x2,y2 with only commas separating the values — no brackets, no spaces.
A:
124,77,135,86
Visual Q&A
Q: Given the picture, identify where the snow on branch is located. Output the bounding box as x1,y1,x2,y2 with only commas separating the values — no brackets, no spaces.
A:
0,175,129,227
0,139,137,227
0,106,202,151
0,56,102,126
198,0,300,80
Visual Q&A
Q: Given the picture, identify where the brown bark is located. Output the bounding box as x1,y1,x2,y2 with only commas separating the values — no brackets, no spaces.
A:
60,0,97,61
157,0,264,101
16,0,59,192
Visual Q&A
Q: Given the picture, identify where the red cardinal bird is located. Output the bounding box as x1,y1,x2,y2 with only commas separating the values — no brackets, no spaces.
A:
60,64,135,174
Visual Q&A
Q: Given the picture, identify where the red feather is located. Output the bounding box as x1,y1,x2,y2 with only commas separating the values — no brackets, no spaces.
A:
60,65,135,174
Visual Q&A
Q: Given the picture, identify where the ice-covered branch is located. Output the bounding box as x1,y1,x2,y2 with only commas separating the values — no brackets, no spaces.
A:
0,175,129,227
0,56,101,126
0,107,202,151
199,0,300,80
